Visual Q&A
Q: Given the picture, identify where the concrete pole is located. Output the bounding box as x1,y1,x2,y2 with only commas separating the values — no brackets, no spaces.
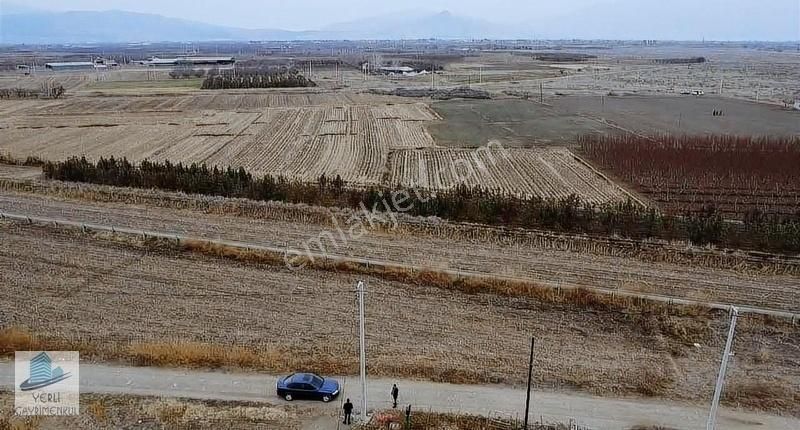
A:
707,306,738,430
523,337,535,429
357,281,368,421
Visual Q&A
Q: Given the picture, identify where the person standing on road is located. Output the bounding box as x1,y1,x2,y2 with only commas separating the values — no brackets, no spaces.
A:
391,384,399,408
343,398,353,425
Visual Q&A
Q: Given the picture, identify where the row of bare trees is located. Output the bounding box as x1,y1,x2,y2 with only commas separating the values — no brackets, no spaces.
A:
42,156,800,253
0,83,64,99
201,67,315,90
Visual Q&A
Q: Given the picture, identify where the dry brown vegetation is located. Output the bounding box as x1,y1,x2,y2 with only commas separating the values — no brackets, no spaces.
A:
165,238,721,337
0,392,298,430
2,178,798,315
2,222,798,413
629,427,678,430
363,410,555,430
387,146,628,202
0,85,631,202
3,176,797,275
362,410,591,430
723,382,800,416
0,98,440,186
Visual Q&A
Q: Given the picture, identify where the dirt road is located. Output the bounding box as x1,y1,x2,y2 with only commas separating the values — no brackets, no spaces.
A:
0,362,797,430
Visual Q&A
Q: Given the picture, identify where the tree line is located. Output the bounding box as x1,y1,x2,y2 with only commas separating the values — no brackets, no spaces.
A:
0,84,65,100
169,66,207,79
201,67,316,90
42,157,800,254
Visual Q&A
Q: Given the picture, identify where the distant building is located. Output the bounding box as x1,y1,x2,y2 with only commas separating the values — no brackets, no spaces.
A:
379,66,415,74
138,57,235,67
45,62,96,71
94,58,119,67
45,59,118,71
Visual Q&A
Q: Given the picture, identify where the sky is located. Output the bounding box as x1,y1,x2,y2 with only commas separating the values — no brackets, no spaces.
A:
7,0,612,30
3,0,798,40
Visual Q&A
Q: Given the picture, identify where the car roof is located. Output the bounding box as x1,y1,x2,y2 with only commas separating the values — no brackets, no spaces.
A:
290,373,321,383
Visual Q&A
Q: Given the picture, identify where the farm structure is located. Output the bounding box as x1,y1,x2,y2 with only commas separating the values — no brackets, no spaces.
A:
45,62,97,71
138,56,236,67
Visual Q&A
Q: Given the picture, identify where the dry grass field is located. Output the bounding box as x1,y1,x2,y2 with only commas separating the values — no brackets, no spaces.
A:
475,47,800,106
428,96,799,149
387,147,628,202
0,96,438,185
0,181,798,313
0,89,634,202
1,221,799,414
0,45,799,424
0,392,300,430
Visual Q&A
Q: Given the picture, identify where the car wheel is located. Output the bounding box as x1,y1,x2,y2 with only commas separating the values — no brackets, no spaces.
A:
322,395,331,403
284,394,293,401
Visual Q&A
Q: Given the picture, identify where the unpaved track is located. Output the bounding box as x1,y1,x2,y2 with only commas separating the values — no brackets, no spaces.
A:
0,362,797,430
0,191,798,314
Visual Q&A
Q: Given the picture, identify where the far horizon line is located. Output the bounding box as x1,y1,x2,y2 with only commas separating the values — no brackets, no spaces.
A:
2,38,799,46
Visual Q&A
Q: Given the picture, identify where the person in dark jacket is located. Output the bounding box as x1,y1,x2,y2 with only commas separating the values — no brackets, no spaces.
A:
391,384,399,408
343,399,353,424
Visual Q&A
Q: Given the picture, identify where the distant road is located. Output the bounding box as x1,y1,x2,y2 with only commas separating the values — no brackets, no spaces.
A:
0,209,798,320
0,362,796,430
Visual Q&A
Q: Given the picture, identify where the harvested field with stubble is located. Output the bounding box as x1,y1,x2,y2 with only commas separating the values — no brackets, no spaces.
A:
0,91,635,202
0,97,438,184
387,146,629,202
1,181,799,312
1,222,799,414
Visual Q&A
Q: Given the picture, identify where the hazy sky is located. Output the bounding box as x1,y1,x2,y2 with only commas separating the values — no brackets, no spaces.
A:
4,0,799,39
10,0,615,30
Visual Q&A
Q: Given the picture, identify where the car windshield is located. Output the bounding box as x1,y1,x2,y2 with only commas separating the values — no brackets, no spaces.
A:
310,375,324,388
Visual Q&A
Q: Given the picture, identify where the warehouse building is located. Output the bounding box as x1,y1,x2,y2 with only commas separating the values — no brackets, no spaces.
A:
138,57,235,67
45,62,96,71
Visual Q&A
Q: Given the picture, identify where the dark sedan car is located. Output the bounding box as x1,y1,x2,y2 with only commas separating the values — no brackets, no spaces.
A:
276,373,340,402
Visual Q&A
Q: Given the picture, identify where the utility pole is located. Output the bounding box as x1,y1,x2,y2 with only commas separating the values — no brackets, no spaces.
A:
707,306,738,430
357,281,368,422
523,337,535,429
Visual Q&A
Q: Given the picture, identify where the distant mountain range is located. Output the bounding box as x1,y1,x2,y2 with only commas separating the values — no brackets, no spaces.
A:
0,8,519,44
1,1,797,44
0,10,310,44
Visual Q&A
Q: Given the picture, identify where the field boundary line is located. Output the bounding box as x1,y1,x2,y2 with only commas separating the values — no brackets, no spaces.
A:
569,151,648,208
1,210,798,320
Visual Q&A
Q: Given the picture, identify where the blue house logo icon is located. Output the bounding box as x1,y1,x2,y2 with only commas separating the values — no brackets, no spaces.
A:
19,352,72,391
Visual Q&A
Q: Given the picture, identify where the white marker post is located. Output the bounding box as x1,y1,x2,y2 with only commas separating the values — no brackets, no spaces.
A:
707,306,738,430
357,281,368,422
